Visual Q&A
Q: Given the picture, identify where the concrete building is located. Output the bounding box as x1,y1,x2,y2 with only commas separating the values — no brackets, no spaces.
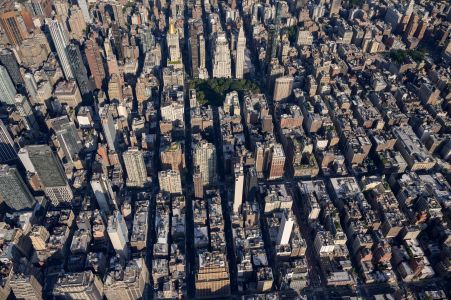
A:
233,164,244,213
85,36,106,90
0,64,16,105
107,210,129,260
0,165,35,210
0,120,17,163
29,225,49,251
212,31,232,78
273,76,293,102
54,80,82,108
277,210,294,245
100,105,118,152
53,271,103,300
123,148,147,187
235,26,245,79
158,170,182,194
46,17,74,80
9,262,43,300
267,143,285,180
193,140,217,186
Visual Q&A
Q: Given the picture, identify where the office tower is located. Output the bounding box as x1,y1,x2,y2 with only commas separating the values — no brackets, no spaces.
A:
53,0,70,18
104,258,149,300
330,0,341,16
254,142,265,176
0,165,35,210
46,17,74,80
15,94,38,131
193,140,217,186
85,36,106,90
245,166,257,201
111,1,125,27
100,105,118,152
107,210,129,260
54,80,82,108
233,164,244,213
66,43,91,99
68,5,86,39
0,65,16,105
0,8,28,46
50,116,82,162
158,170,182,194
277,210,294,245
108,73,123,101
91,173,116,214
268,143,285,180
195,252,231,298
0,120,17,163
30,225,49,251
135,75,152,103
167,20,183,69
193,168,203,199
189,20,199,78
78,0,91,23
23,72,38,103
199,35,207,77
273,76,293,102
0,48,23,87
21,145,73,205
123,149,147,187
9,262,43,300
29,0,52,17
213,32,232,78
235,27,245,79
111,23,124,62
53,271,104,300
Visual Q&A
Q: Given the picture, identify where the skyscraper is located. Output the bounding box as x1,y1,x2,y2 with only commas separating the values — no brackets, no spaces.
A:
212,31,232,78
66,43,91,100
0,9,28,46
158,170,182,194
193,140,217,186
0,119,18,163
23,72,38,104
166,20,183,70
77,0,91,23
100,105,118,152
330,0,342,16
268,143,285,180
273,76,293,102
235,26,245,79
91,172,116,214
193,168,203,199
276,210,294,245
53,271,104,300
0,165,35,210
9,261,43,300
15,94,38,131
20,145,73,205
107,210,129,260
233,164,244,213
0,64,17,105
111,23,124,62
123,148,147,187
0,48,23,87
46,17,74,80
85,36,106,90
50,116,82,162
189,20,199,78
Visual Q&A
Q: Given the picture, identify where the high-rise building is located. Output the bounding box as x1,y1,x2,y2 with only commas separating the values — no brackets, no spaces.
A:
0,8,28,46
193,140,217,186
0,165,35,210
85,36,106,90
100,105,118,152
273,76,293,102
91,172,116,214
15,94,38,131
268,143,285,180
158,170,182,194
235,27,245,79
160,142,184,172
103,258,149,300
29,225,49,251
233,164,244,213
29,0,53,18
53,271,104,300
212,31,232,78
199,35,207,78
46,17,74,80
50,116,82,163
66,43,91,99
195,252,231,298
108,73,123,101
123,148,147,187
0,119,17,163
20,145,73,205
0,64,16,105
77,0,91,23
193,168,203,199
189,20,199,78
67,5,86,39
0,48,23,87
330,0,342,16
23,72,38,104
107,210,129,260
277,210,294,245
9,261,43,300
245,166,258,201
166,20,183,69
111,23,124,62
